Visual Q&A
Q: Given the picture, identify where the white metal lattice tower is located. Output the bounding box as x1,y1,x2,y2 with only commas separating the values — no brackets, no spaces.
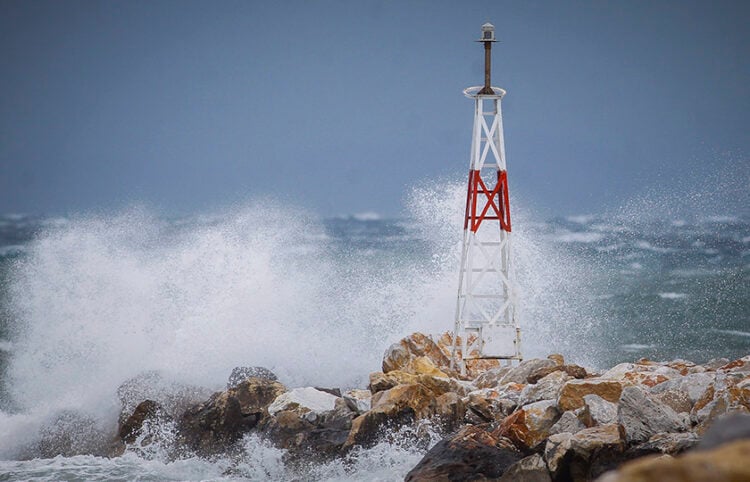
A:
451,23,522,374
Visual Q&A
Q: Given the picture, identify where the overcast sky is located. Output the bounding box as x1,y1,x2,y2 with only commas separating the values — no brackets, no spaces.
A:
1,0,748,218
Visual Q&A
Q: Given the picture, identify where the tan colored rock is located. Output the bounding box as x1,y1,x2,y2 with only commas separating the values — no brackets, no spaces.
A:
382,332,452,375
368,370,419,393
558,379,623,411
500,358,557,385
494,399,560,450
405,356,450,378
528,364,587,384
596,439,750,482
548,354,565,366
344,383,436,449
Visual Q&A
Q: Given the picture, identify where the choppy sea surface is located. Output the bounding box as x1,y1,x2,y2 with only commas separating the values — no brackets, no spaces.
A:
0,186,748,480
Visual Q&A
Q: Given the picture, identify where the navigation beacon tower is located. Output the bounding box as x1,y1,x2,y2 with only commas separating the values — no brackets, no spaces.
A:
451,23,522,374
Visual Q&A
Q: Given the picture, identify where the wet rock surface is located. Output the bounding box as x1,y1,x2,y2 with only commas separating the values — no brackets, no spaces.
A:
108,332,750,481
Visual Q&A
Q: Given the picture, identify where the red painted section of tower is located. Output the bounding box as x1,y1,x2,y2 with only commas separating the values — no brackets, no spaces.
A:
463,169,511,233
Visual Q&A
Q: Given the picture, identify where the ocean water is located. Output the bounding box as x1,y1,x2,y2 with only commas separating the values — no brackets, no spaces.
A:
0,181,748,480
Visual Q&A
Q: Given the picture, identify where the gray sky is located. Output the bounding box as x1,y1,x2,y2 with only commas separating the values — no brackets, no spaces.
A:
1,0,748,217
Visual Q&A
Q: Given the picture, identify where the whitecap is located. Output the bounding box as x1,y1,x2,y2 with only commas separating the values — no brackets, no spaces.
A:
658,292,688,300
621,343,656,352
566,214,596,224
710,329,750,338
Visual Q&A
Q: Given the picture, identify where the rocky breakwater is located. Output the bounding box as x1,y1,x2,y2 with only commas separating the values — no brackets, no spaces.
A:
111,332,750,481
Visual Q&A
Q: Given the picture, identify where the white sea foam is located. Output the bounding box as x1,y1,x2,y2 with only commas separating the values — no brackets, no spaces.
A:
566,214,596,224
710,329,750,338
658,292,688,300
634,240,674,253
620,343,656,352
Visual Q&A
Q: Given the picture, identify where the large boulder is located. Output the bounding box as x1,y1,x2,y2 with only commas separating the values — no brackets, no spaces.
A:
649,372,715,405
519,370,571,406
545,424,626,481
697,412,750,450
528,364,588,385
405,425,522,481
267,387,339,418
381,332,453,375
177,377,286,455
558,379,623,412
580,394,618,426
596,439,750,482
618,386,688,444
549,411,586,436
498,453,552,482
343,383,436,449
494,399,560,450
259,397,356,460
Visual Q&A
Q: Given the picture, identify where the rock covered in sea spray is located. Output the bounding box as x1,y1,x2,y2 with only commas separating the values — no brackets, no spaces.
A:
109,331,750,480
227,366,278,388
177,377,286,456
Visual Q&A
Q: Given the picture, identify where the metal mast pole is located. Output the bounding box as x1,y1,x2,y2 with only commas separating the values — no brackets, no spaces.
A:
451,23,522,375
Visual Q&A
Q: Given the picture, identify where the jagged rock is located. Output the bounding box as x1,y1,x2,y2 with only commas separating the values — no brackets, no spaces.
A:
267,387,339,418
596,439,750,482
649,372,715,405
581,394,618,426
704,357,730,370
558,379,623,411
500,358,557,385
117,371,212,425
618,386,688,444
344,383,436,449
434,392,466,432
474,365,512,389
697,412,750,450
519,370,570,406
651,388,692,414
498,453,552,482
494,399,560,450
665,359,698,376
227,366,278,388
719,355,750,373
178,377,286,455
691,382,750,433
528,364,587,384
259,398,356,460
464,389,515,424
599,362,680,389
382,332,465,378
626,432,700,458
343,389,371,414
549,411,586,435
545,424,626,481
405,425,522,481
369,370,418,393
